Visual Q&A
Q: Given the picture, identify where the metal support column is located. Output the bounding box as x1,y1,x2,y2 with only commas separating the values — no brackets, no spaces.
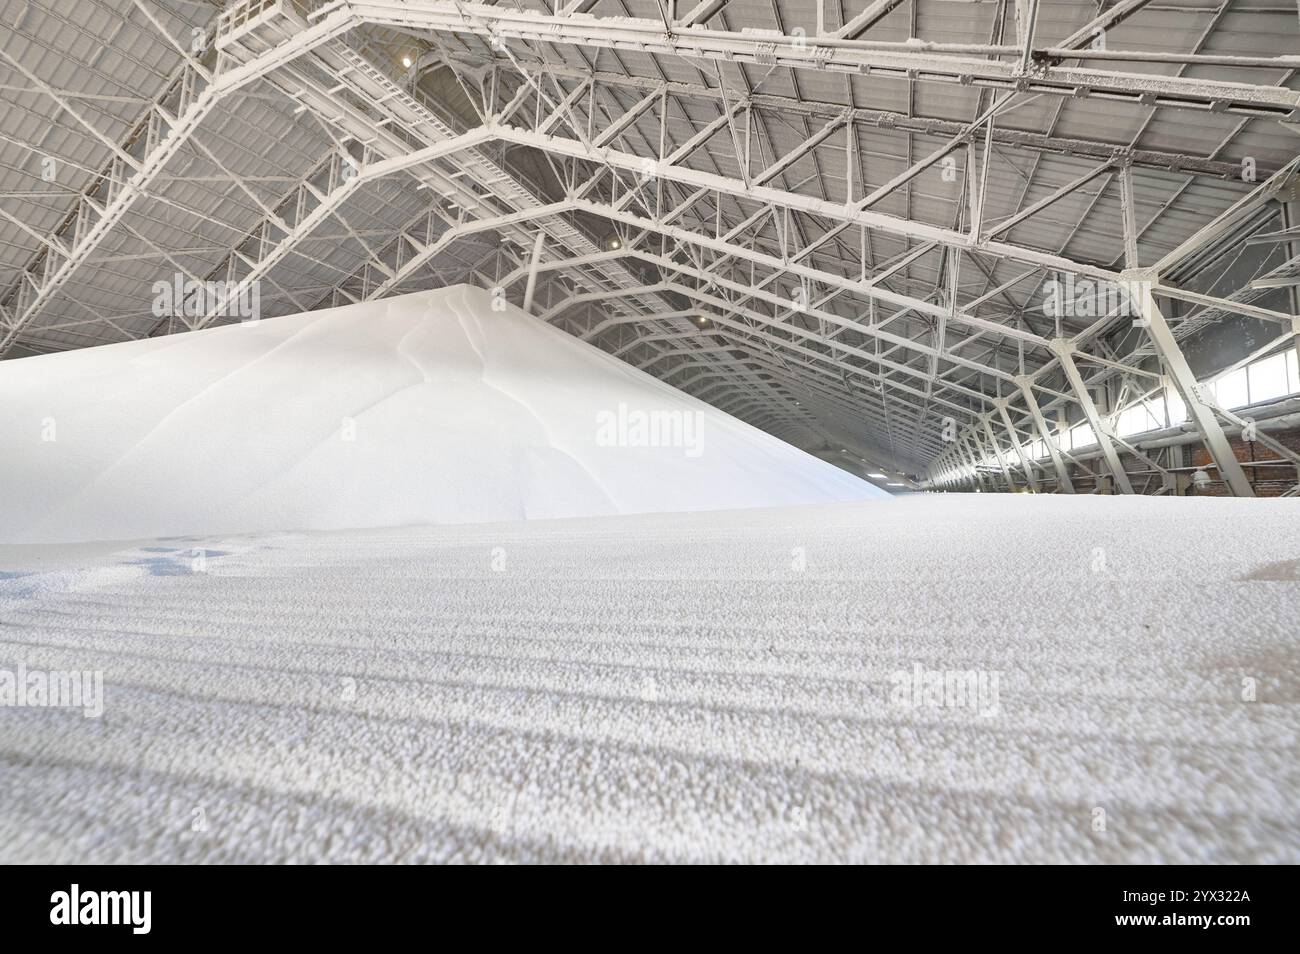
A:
1128,278,1254,497
960,434,984,491
522,230,545,314
981,414,1015,491
1017,377,1074,493
997,400,1040,492
1051,339,1134,493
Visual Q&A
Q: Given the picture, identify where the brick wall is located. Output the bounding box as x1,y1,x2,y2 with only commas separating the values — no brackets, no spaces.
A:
1032,424,1300,496
1186,426,1300,497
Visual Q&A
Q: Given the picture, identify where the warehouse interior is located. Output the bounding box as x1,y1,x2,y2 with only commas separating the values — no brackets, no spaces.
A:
1,0,1298,864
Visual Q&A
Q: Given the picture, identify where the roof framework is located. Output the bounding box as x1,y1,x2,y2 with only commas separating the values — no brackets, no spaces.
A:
2,0,1298,489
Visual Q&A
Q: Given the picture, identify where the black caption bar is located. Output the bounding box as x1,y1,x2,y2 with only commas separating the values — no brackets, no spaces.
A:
4,867,1290,943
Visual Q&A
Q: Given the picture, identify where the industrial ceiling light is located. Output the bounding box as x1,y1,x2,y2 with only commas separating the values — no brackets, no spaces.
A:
696,314,710,327
401,54,413,69
606,235,622,250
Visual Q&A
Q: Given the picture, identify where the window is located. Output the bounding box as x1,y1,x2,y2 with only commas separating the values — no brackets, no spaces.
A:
1145,397,1168,429
1165,389,1186,425
1213,367,1249,409
974,349,1296,467
1116,402,1161,437
1248,352,1290,404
